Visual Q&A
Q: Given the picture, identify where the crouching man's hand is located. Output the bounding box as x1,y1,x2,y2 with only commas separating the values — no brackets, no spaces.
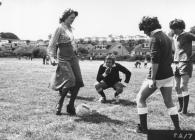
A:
103,68,111,77
50,57,57,66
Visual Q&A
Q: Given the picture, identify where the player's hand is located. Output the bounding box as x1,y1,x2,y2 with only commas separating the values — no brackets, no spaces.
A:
50,57,57,66
148,79,156,88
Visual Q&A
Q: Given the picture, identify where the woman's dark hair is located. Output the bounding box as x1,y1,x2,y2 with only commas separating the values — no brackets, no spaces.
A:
59,9,78,23
169,19,185,30
139,16,161,33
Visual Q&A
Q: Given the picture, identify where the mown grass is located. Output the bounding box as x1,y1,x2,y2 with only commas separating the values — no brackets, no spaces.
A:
0,58,195,140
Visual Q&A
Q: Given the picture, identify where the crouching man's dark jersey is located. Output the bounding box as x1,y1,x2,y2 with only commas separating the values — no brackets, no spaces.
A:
96,63,131,87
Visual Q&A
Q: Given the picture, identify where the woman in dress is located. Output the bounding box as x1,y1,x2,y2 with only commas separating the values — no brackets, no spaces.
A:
48,9,84,115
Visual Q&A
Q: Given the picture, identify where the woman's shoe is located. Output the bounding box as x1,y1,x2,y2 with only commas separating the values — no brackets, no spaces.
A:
56,110,62,115
67,105,76,115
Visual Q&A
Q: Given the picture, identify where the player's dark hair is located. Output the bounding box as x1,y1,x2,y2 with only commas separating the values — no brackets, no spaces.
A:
139,16,161,32
169,19,185,30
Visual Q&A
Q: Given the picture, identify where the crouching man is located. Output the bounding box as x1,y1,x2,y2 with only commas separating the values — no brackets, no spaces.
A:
94,55,131,103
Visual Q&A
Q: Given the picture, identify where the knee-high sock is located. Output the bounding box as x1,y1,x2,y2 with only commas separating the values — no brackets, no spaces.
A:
168,106,180,130
137,107,148,130
177,94,183,112
182,91,189,114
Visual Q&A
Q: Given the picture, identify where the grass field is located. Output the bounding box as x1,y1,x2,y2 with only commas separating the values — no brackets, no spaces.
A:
0,58,195,140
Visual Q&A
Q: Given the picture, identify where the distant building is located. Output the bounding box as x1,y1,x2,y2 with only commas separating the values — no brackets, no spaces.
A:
85,44,95,53
131,43,150,56
108,42,130,56
36,40,49,47
94,45,108,57
77,43,95,54
95,44,107,50
92,42,132,57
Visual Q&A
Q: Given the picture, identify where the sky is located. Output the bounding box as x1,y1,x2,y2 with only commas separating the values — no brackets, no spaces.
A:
0,0,195,40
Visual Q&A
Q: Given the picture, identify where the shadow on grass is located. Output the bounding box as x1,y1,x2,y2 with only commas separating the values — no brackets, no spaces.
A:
60,112,77,116
185,112,195,117
74,113,124,125
106,99,137,106
66,95,95,102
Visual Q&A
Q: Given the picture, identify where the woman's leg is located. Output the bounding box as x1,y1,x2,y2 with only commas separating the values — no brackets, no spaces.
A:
67,86,80,115
56,88,69,115
66,57,84,115
69,86,80,107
